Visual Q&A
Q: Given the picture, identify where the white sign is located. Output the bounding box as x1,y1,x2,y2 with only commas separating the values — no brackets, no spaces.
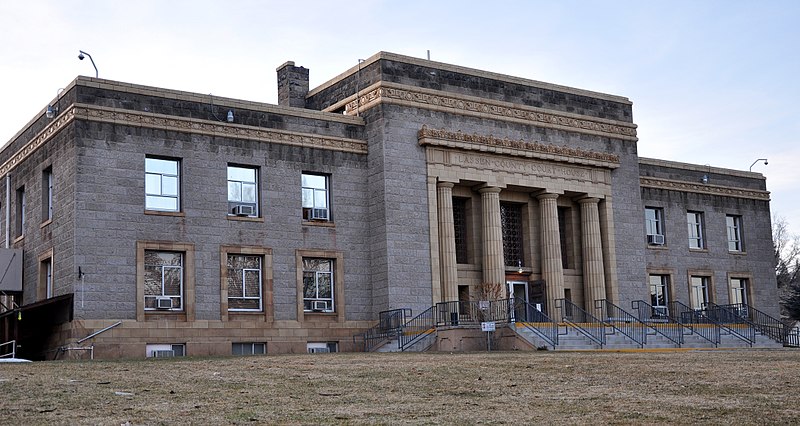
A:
481,322,496,332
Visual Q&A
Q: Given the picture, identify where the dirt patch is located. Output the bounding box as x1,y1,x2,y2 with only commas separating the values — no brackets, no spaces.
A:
1,349,799,424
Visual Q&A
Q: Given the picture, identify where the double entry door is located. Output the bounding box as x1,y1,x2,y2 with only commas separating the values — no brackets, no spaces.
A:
507,280,546,321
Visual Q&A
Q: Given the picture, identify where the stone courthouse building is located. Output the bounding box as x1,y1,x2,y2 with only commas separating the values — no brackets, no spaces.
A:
0,52,780,359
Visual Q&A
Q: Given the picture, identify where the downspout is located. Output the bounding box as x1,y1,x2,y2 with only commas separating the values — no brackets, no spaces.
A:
5,174,9,248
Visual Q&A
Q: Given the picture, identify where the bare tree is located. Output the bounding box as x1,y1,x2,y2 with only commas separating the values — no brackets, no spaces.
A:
774,215,800,319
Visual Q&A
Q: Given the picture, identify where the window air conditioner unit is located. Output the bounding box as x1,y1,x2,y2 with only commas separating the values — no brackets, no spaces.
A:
312,300,328,311
311,208,329,220
308,347,330,354
647,234,665,245
232,205,255,216
153,350,175,358
156,296,173,309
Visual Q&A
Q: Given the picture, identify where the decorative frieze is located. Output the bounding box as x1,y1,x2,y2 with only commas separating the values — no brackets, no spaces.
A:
345,82,638,141
418,126,620,169
640,177,770,201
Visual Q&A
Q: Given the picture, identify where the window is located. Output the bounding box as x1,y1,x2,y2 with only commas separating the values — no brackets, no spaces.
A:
42,168,53,222
227,165,258,217
301,173,329,221
232,342,266,356
687,211,704,249
227,254,262,311
146,343,185,358
501,202,524,267
15,186,25,237
726,215,743,252
453,197,468,264
303,258,334,312
645,207,663,244
649,274,670,315
39,256,53,300
558,207,572,269
690,276,711,310
729,278,749,305
145,157,180,211
307,342,338,353
144,251,183,311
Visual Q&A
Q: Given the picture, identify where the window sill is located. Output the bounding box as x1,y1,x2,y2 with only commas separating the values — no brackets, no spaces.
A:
689,248,708,253
144,311,187,321
728,251,747,256
12,235,24,244
40,219,53,229
302,220,335,228
646,244,668,250
303,311,337,317
145,210,185,217
227,215,264,223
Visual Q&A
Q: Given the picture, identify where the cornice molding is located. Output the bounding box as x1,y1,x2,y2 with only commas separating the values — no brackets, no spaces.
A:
640,176,770,201
339,82,637,141
418,126,620,169
0,104,367,176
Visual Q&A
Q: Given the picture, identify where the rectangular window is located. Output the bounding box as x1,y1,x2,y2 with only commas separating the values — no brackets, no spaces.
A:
39,257,53,299
15,186,25,237
306,342,338,353
42,168,53,222
144,251,183,311
146,343,185,358
690,276,711,310
453,197,468,264
227,165,258,217
558,207,571,269
227,254,262,311
301,173,329,221
649,274,670,315
729,278,749,305
645,207,664,244
501,202,524,267
726,215,743,252
687,211,704,249
303,258,334,312
145,157,180,212
232,342,266,356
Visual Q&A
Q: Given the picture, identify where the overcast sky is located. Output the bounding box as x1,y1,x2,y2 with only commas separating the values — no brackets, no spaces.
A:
1,1,798,233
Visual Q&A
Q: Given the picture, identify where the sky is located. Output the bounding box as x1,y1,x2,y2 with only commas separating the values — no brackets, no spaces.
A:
1,0,798,233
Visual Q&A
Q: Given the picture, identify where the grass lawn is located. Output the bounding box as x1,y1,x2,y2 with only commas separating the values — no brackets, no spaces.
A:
1,349,799,425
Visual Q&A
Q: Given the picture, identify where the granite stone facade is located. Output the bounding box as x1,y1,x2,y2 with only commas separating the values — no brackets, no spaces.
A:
0,52,779,359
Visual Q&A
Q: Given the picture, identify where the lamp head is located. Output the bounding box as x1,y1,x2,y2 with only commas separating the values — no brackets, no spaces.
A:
764,160,768,165
78,52,85,60
226,110,234,123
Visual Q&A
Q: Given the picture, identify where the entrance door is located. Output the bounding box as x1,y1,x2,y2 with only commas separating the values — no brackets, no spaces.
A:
508,281,529,322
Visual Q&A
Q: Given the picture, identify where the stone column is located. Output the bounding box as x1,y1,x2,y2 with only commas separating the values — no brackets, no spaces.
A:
578,197,606,312
479,186,505,291
537,192,565,316
437,182,458,302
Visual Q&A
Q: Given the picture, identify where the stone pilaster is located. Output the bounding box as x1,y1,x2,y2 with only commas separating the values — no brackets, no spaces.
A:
537,192,564,316
578,197,606,312
479,186,505,290
437,182,458,302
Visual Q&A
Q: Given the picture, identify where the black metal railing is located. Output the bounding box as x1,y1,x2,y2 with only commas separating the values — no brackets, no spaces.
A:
631,300,683,346
785,322,800,347
668,301,720,347
399,305,437,351
720,303,787,345
596,299,645,348
434,299,512,327
556,298,605,346
512,298,558,347
706,303,754,346
356,308,412,352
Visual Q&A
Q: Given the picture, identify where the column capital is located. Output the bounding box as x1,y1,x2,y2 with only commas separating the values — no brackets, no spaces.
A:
477,185,502,194
437,181,455,189
536,192,560,201
576,196,601,205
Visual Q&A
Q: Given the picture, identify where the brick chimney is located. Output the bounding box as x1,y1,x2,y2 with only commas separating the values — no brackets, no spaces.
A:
277,61,309,108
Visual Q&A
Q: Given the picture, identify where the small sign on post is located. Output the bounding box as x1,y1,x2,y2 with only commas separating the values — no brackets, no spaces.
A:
481,321,495,351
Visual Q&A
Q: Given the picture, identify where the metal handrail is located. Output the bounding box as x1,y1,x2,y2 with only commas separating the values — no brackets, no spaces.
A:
399,305,436,351
668,301,720,347
556,298,605,346
720,303,787,345
434,299,512,327
596,299,646,348
0,339,15,358
512,298,558,347
631,300,683,346
358,308,411,352
706,303,754,346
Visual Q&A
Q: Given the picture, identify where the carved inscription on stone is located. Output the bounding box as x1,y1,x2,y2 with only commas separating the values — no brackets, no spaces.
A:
450,152,593,181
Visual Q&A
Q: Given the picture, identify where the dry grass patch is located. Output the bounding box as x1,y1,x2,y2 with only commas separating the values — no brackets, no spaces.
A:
1,349,799,424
